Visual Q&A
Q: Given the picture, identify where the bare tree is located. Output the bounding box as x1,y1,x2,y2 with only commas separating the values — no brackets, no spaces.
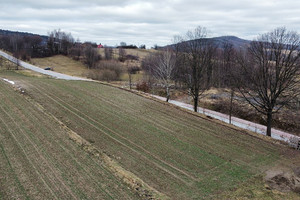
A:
0,56,3,68
127,66,135,90
127,68,133,90
221,41,237,124
47,29,74,55
141,54,156,90
104,47,113,60
235,27,300,137
178,26,217,112
84,45,100,69
12,52,20,70
24,35,43,58
10,34,24,54
147,49,176,102
118,47,126,62
172,35,186,89
69,42,82,61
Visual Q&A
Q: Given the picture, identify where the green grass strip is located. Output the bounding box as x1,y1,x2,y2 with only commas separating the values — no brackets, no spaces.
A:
0,143,30,200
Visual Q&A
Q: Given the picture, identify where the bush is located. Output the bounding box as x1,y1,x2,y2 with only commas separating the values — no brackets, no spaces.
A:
127,66,140,74
84,45,101,69
97,60,123,78
136,81,150,93
87,60,123,82
126,54,139,61
101,69,118,82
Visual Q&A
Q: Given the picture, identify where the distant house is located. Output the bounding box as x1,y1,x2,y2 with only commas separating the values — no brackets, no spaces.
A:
97,43,104,48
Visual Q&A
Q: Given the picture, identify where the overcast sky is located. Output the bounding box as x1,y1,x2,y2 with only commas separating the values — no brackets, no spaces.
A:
1,0,300,47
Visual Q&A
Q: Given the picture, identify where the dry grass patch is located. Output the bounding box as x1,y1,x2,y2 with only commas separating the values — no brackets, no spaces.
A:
31,55,88,77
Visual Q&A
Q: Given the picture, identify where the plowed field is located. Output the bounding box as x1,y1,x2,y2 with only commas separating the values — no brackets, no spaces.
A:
1,71,299,199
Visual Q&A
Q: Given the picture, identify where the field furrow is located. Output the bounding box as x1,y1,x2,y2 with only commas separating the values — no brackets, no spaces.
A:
1,71,299,199
0,78,139,199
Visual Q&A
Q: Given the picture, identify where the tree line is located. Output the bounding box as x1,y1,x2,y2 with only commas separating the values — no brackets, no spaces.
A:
0,29,99,67
0,29,143,71
142,27,300,137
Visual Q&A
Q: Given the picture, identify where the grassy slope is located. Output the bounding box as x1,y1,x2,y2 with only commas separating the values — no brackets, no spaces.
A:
0,75,139,199
97,48,154,60
31,55,88,77
1,71,299,199
31,52,146,83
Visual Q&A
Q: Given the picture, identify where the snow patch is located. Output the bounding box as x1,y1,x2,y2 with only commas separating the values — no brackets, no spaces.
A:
3,78,15,85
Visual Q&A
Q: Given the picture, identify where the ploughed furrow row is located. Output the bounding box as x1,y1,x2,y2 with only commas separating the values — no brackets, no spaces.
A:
0,106,60,199
0,86,86,199
52,81,216,175
0,123,31,200
40,80,278,173
19,80,206,198
1,86,100,199
22,79,253,197
1,72,287,200
63,80,276,196
34,80,232,173
2,92,125,200
61,80,279,161
76,94,256,179
86,93,276,172
108,91,280,160
29,81,194,184
0,80,139,199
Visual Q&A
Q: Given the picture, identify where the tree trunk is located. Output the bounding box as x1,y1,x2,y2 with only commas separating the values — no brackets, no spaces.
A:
166,86,170,102
229,89,234,124
15,58,19,70
128,73,132,90
193,95,198,112
266,111,272,137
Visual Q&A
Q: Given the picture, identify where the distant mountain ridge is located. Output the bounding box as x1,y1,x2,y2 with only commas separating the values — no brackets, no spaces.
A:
163,35,251,50
0,29,48,44
0,29,251,49
212,36,251,49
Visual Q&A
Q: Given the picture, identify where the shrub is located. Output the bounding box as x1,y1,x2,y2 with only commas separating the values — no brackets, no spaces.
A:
127,66,140,74
126,54,139,61
97,60,123,78
84,45,101,69
136,81,150,93
87,60,123,82
101,69,118,82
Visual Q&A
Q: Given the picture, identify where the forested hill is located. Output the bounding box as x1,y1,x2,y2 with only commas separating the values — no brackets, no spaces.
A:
164,35,251,50
0,29,48,42
212,36,251,49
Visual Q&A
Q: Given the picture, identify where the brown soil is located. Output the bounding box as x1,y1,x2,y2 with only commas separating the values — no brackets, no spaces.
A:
265,166,300,194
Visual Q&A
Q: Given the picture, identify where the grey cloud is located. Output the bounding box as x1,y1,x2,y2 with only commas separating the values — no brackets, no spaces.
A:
1,0,300,47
